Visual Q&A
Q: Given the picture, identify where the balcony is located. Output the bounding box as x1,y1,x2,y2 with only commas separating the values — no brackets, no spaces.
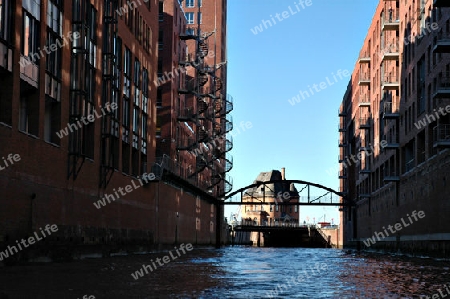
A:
358,73,370,86
339,107,347,117
225,94,234,114
382,73,400,90
339,123,346,132
339,170,348,179
358,96,371,107
212,136,233,158
433,98,450,110
359,117,371,129
434,0,450,7
381,42,400,61
433,74,450,99
358,54,371,64
338,138,347,147
224,175,233,194
381,11,400,31
197,127,208,142
178,77,196,94
433,32,450,53
177,107,196,122
179,28,198,40
359,193,371,199
384,172,400,182
176,134,196,151
384,134,400,149
225,114,233,133
359,166,372,174
338,154,345,163
433,124,450,147
383,102,400,119
215,155,234,173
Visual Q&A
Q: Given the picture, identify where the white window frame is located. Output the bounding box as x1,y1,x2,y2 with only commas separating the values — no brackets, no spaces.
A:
186,0,194,8
185,12,194,24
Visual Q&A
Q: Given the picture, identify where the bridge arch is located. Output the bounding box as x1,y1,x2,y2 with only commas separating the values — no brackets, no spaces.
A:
224,179,353,207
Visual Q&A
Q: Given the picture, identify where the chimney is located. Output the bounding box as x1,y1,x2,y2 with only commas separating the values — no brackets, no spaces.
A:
281,167,285,180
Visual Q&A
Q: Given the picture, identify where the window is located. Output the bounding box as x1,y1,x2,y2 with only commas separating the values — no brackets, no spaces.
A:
0,0,12,42
144,25,150,52
113,36,122,120
19,93,39,136
127,4,134,30
88,5,97,68
44,96,61,145
157,87,162,107
122,47,131,140
186,0,194,7
156,116,161,137
45,29,62,132
133,59,141,136
123,98,130,127
22,11,40,62
186,28,195,36
123,47,131,98
47,0,62,36
46,32,61,79
137,14,143,43
142,68,149,146
133,106,139,134
158,1,163,21
158,29,163,51
185,12,194,24
157,59,162,76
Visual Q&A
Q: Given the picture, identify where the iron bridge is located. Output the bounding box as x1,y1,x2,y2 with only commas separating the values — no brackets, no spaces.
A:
222,179,354,207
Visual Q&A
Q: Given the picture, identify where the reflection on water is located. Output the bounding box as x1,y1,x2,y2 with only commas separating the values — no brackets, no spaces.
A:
187,247,450,299
0,246,449,298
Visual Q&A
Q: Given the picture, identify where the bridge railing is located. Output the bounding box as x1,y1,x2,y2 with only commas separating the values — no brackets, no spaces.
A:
231,220,308,228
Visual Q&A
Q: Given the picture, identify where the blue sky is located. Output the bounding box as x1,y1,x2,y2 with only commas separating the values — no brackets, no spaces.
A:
225,0,379,223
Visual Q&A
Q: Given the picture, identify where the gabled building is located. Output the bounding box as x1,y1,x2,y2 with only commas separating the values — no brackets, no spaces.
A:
241,168,300,226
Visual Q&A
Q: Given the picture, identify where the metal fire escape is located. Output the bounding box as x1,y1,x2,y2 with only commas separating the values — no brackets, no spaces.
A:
68,0,91,180
100,0,119,188
178,24,233,197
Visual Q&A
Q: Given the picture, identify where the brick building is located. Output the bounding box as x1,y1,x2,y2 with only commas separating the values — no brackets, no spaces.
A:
0,0,229,261
155,0,232,198
241,168,300,226
339,0,450,256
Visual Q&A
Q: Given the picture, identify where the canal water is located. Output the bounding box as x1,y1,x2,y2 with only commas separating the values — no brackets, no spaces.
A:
0,246,449,298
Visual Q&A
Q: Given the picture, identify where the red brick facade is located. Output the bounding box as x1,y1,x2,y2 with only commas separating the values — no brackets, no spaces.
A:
340,0,450,256
0,0,228,262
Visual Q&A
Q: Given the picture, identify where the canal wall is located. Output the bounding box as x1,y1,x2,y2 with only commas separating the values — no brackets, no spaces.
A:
320,226,342,248
347,149,450,257
0,169,226,263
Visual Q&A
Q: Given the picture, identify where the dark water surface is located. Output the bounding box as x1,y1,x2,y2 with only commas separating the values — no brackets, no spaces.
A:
1,246,450,298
